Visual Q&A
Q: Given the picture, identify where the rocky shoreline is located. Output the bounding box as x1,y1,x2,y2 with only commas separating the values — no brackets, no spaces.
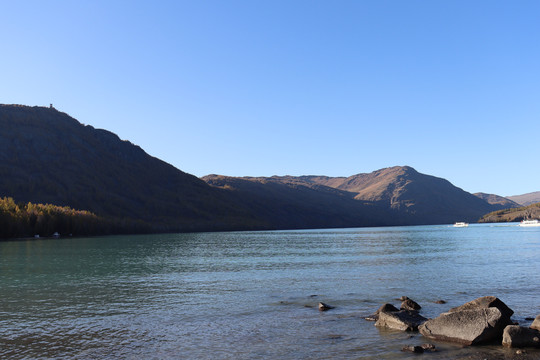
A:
362,295,540,354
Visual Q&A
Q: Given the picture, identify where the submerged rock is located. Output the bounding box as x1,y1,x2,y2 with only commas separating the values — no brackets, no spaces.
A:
434,299,447,304
401,345,424,353
502,325,540,348
401,343,437,353
375,310,427,331
419,307,511,345
318,302,335,311
421,343,437,351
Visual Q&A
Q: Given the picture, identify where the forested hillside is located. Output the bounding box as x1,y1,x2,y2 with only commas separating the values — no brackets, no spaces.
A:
479,202,540,223
0,197,151,238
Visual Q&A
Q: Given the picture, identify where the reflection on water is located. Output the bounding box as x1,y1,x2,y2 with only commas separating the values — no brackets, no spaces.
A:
1,224,539,359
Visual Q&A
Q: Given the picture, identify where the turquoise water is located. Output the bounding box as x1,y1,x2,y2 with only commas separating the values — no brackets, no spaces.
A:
1,224,539,359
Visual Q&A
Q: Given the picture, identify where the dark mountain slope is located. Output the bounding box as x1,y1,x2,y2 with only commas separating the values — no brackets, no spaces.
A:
0,104,395,233
0,105,258,231
202,175,395,229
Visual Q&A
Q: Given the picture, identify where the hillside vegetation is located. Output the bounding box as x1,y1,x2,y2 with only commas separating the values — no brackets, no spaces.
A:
0,197,151,238
479,202,540,223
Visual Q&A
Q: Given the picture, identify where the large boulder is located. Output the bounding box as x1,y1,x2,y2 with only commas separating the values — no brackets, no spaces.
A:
502,325,540,348
448,296,514,319
375,310,427,331
419,307,510,345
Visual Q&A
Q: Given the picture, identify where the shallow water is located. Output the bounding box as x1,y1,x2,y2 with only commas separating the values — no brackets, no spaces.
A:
1,224,539,359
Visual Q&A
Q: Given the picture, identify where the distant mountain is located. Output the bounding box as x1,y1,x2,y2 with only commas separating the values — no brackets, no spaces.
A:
204,166,500,225
202,175,393,229
507,191,540,206
473,192,521,210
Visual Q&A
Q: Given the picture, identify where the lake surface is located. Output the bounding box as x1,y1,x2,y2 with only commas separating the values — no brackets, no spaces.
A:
1,224,539,359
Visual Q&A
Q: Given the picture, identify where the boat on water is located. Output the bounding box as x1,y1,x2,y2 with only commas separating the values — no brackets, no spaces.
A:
519,219,540,227
453,222,469,227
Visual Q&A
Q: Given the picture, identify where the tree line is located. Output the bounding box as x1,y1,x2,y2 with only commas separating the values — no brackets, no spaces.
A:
0,196,152,239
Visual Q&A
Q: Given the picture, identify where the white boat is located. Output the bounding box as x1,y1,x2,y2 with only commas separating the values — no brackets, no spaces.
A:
454,222,469,227
519,219,540,227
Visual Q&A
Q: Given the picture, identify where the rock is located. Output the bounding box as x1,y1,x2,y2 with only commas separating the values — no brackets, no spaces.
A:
448,296,514,320
318,302,334,311
531,315,540,331
502,325,540,348
401,298,421,311
421,343,436,351
398,296,410,301
365,303,399,321
377,303,399,314
375,310,427,331
419,307,511,345
434,299,447,304
401,345,424,353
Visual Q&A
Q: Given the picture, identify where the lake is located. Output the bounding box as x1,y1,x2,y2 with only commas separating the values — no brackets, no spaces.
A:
1,224,539,359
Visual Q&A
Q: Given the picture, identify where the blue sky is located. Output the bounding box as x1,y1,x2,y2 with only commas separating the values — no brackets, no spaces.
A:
2,1,539,196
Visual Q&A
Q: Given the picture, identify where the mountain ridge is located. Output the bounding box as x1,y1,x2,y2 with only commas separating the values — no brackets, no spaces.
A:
473,192,521,210
0,104,516,236
507,191,540,206
203,165,499,225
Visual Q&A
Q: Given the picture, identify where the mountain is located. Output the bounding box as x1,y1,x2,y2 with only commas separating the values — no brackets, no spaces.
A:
473,192,521,210
507,191,540,206
0,104,393,233
202,175,393,229
203,166,499,225
0,104,503,235
0,104,261,232
479,202,540,223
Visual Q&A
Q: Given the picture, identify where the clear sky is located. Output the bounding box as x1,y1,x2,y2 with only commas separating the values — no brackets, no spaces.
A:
2,0,539,196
